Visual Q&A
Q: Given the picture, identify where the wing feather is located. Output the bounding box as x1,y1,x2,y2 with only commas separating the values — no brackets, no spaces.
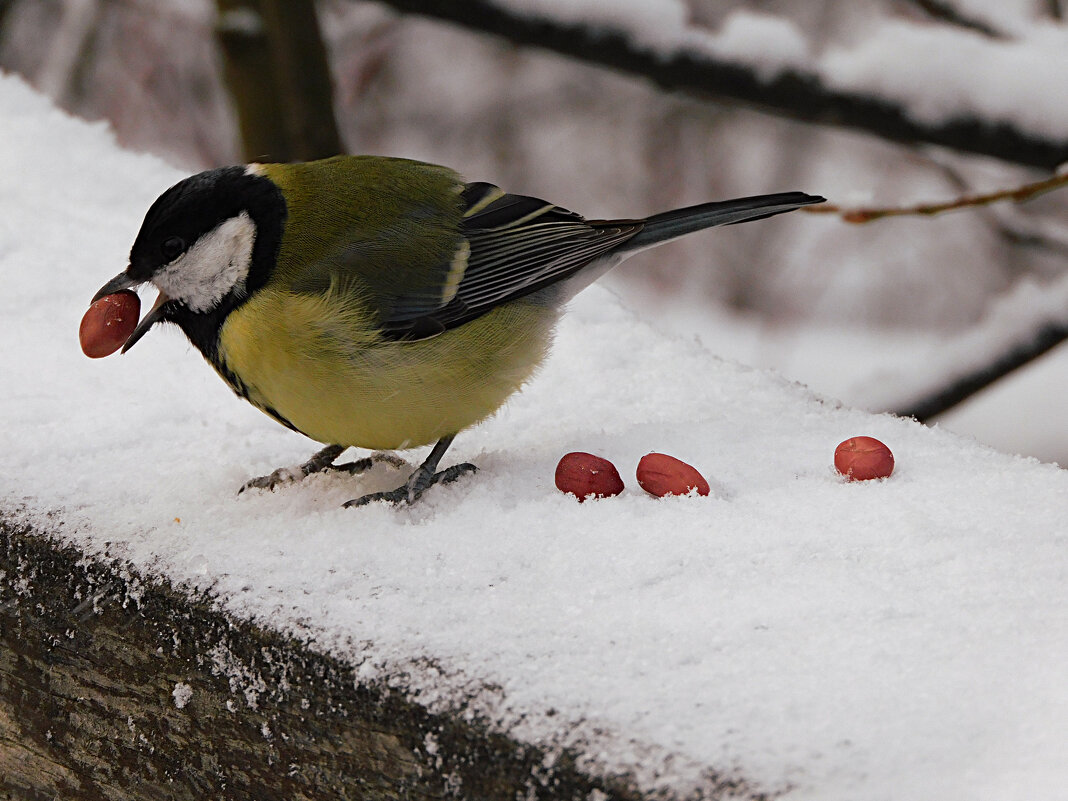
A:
381,185,640,340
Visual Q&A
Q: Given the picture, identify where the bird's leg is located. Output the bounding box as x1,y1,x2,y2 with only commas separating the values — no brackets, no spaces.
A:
239,444,405,493
343,434,477,508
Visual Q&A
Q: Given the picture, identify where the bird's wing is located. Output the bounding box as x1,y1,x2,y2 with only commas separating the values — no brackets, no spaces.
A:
379,182,642,340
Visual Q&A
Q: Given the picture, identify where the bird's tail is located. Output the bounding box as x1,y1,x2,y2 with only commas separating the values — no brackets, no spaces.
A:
621,191,825,252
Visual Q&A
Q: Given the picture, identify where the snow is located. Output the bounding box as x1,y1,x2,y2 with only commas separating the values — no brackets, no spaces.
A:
2,72,1067,800
698,11,811,82
610,276,1068,467
172,682,193,709
503,0,691,51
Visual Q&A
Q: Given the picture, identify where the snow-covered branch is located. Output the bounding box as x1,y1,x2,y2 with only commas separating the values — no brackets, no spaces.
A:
898,0,1005,39
875,272,1068,421
367,0,1068,170
893,319,1068,422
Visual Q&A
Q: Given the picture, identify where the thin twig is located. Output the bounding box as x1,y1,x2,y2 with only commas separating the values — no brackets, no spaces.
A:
926,157,1068,265
810,164,1068,422
803,171,1068,223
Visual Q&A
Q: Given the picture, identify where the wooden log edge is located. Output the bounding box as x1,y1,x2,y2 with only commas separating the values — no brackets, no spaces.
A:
0,512,665,801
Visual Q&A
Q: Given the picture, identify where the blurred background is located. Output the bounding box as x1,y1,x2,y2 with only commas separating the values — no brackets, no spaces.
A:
2,0,1065,464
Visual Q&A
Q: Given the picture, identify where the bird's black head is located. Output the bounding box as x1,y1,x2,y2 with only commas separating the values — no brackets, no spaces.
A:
93,165,286,355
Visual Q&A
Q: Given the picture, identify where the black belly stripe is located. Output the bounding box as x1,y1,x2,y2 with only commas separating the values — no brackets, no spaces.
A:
213,355,301,434
170,302,303,436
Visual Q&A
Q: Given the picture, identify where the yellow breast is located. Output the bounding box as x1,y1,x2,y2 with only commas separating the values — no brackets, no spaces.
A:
216,287,556,450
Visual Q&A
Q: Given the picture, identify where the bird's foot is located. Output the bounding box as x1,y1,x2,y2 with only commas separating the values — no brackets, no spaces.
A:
343,462,477,508
239,445,406,494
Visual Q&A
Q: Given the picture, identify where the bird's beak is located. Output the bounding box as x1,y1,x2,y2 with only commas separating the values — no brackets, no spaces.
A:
92,270,141,302
92,269,172,354
122,290,171,353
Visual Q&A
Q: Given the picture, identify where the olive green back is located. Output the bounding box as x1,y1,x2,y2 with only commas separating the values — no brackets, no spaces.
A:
256,156,466,323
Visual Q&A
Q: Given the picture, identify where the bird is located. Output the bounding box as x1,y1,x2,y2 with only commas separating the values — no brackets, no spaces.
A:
92,155,823,507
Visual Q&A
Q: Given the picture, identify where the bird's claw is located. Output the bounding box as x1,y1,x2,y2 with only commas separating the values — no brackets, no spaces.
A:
239,465,305,493
239,446,407,495
343,462,477,508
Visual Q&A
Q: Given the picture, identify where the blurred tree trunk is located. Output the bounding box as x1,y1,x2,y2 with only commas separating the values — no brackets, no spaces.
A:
37,0,100,107
215,0,342,162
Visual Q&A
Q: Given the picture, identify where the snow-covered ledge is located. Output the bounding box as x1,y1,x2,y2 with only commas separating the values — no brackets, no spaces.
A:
1,518,621,799
1,74,1065,800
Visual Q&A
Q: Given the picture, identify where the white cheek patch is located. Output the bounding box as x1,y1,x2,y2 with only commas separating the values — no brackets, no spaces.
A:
153,212,257,312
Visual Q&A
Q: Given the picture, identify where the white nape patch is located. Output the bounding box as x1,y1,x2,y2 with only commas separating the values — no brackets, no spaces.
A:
153,212,257,313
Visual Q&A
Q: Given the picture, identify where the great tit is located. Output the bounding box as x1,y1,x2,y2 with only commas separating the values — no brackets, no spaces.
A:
92,156,823,507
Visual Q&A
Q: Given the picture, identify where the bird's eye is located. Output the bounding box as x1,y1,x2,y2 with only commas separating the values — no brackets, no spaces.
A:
161,236,185,260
